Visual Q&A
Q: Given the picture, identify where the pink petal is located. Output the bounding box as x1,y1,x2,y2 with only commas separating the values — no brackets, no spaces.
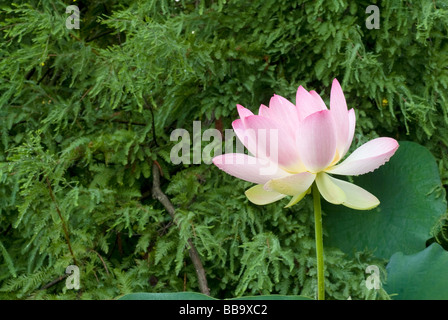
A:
333,108,357,163
344,108,356,157
267,94,300,138
236,104,254,124
296,86,327,120
212,153,289,185
309,90,327,110
258,104,270,118
330,79,350,158
243,115,304,172
326,137,399,176
296,110,337,173
264,172,315,196
232,119,258,157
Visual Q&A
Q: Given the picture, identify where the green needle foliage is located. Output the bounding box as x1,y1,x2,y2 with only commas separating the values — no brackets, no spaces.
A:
0,0,447,300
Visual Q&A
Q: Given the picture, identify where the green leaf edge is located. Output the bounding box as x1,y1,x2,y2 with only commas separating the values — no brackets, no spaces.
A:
384,243,448,300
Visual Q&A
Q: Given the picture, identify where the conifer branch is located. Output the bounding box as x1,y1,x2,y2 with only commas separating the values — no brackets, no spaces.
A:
46,176,78,266
151,161,210,296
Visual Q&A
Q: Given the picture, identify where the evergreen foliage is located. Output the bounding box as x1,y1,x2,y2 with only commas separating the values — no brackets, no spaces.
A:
0,0,447,299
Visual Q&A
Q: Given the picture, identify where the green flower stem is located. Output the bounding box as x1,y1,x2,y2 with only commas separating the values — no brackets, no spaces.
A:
312,183,325,300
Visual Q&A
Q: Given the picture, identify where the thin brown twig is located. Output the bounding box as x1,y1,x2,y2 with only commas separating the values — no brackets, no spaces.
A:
95,117,147,126
40,274,68,290
86,30,114,43
151,162,210,296
143,96,159,147
46,176,78,266
90,249,110,276
80,86,93,101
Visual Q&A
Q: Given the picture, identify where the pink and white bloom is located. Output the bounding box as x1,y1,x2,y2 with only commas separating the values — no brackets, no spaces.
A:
212,79,399,209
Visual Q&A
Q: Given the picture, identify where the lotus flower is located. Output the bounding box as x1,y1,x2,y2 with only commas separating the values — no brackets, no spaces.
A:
212,79,399,209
